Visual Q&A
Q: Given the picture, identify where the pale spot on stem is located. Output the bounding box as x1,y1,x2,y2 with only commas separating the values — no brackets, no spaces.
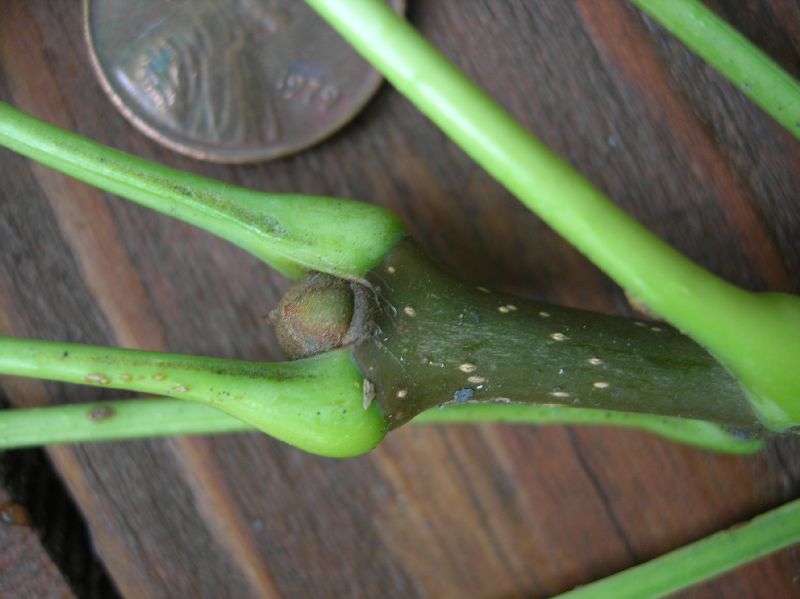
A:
88,406,114,421
363,379,375,410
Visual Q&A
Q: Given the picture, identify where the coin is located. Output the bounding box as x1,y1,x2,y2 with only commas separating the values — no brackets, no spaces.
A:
83,0,405,163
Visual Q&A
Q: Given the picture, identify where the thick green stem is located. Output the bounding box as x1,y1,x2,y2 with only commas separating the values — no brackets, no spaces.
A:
305,0,800,431
0,247,766,455
0,337,384,457
556,498,800,598
632,0,800,140
353,240,762,440
0,102,405,279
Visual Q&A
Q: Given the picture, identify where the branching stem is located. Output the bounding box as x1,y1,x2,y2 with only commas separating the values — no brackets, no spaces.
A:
305,0,800,430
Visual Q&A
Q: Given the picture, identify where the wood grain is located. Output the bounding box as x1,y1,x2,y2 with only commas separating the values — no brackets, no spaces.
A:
0,488,74,598
0,1,799,597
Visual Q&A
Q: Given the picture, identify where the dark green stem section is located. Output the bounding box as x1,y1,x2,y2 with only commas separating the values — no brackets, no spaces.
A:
354,240,762,435
0,102,405,279
556,498,800,598
632,0,800,140
0,337,384,457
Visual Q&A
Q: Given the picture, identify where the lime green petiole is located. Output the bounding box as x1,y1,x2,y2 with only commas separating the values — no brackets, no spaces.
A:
305,0,800,431
632,0,800,141
556,497,800,598
0,337,385,457
0,102,406,280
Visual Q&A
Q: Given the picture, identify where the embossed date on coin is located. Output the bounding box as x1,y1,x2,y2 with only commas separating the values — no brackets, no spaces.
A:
85,0,405,163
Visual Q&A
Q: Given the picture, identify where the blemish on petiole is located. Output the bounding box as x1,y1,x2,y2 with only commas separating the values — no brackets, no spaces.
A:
363,379,376,409
453,388,474,403
85,373,109,385
87,406,115,421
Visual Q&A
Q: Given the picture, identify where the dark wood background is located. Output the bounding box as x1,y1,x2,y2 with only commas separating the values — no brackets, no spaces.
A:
1,1,799,597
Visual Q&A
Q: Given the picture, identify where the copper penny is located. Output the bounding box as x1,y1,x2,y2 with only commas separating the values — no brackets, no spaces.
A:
84,0,405,163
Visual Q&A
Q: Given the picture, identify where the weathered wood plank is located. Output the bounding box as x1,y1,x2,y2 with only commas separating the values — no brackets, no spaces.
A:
0,487,74,598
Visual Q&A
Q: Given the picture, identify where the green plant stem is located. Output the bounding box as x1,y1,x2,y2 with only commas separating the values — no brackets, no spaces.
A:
0,398,762,455
0,399,249,446
415,404,762,454
0,102,405,279
0,336,385,457
0,246,767,455
632,0,800,140
556,498,800,598
305,0,800,430
354,239,762,437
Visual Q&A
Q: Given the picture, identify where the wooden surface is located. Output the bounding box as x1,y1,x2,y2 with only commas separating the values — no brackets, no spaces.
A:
0,488,74,599
1,0,799,597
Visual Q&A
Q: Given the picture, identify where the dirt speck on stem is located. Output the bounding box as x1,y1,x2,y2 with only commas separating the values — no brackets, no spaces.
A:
88,406,115,422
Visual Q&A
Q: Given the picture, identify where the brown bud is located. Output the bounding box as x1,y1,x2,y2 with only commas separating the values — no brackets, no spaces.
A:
270,273,374,360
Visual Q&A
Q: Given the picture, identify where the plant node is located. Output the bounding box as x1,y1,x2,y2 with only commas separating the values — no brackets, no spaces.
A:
270,273,376,360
